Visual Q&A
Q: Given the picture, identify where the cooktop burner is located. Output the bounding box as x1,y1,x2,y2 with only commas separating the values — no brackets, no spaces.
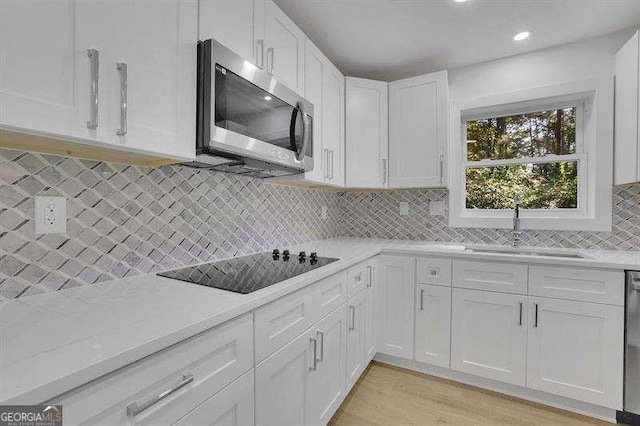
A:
158,250,339,294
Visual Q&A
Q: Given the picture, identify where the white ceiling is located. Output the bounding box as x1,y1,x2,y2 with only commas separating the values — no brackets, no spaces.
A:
274,0,640,81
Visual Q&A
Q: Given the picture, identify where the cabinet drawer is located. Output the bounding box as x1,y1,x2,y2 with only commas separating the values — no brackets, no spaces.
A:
529,266,624,305
174,369,254,426
453,259,528,294
347,262,368,297
417,257,452,286
315,271,348,319
255,285,318,363
51,314,254,425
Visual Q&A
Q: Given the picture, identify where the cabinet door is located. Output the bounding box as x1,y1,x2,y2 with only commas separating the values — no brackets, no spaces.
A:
323,61,345,187
264,0,305,95
346,291,367,388
315,271,348,320
527,298,623,409
255,330,314,426
111,0,196,160
254,286,317,363
309,306,347,425
364,262,377,361
376,256,415,359
303,39,326,184
614,31,639,185
346,77,389,188
451,288,527,386
199,0,265,67
174,370,255,426
415,284,451,368
389,71,448,188
0,1,93,141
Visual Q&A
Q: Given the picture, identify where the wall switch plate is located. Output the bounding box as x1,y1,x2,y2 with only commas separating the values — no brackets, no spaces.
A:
399,201,409,216
321,205,328,220
430,200,446,216
35,196,66,234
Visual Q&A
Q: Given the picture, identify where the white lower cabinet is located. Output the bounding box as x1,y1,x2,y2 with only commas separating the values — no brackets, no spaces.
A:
414,284,451,368
255,328,316,426
451,288,527,386
376,256,415,359
174,369,255,426
527,298,624,409
51,314,254,425
309,306,348,425
346,291,367,388
364,261,377,361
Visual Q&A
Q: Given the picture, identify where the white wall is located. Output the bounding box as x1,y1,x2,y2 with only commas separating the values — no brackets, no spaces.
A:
448,30,633,101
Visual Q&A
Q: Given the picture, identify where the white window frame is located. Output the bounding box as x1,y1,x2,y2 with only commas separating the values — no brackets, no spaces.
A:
448,78,613,232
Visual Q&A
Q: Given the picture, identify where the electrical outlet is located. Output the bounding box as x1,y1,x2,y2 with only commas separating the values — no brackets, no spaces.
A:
321,205,328,220
35,196,66,234
399,202,409,216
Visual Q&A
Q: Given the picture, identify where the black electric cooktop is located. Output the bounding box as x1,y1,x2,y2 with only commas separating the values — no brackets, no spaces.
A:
158,250,339,294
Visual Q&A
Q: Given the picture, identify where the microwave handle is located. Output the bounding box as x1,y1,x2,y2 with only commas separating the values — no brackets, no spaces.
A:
290,102,310,162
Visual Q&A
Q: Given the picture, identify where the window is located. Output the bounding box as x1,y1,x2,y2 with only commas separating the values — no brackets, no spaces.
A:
464,105,583,211
448,79,613,232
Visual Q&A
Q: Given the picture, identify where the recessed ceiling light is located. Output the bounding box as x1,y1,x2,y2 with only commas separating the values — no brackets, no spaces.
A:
453,0,467,2
513,31,530,42
264,95,272,101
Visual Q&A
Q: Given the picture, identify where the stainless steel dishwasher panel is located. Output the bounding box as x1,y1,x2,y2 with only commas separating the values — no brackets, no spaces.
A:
625,271,640,415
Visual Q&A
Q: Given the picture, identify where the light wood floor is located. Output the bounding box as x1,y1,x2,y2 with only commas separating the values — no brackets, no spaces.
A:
329,362,609,425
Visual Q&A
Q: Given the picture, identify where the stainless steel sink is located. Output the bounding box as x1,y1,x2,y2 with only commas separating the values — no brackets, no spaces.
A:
464,247,588,259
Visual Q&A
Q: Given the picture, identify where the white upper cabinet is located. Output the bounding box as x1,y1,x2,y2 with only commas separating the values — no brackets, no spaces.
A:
346,77,389,188
303,40,326,183
614,30,640,185
199,0,265,67
389,70,448,188
0,0,197,161
0,1,96,142
264,0,305,96
112,0,196,160
323,61,346,187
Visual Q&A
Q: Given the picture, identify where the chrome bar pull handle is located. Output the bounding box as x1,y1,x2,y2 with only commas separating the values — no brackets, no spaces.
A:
439,153,444,185
420,289,425,311
324,148,329,179
256,39,265,69
534,302,539,328
366,266,372,288
266,47,274,75
309,337,318,371
330,150,335,179
86,49,99,129
518,302,523,326
316,330,324,362
116,62,128,136
382,158,387,185
349,305,355,330
126,373,193,417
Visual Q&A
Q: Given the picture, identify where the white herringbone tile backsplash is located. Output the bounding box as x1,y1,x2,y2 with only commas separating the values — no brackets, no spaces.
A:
0,149,341,300
338,187,640,251
1,147,640,300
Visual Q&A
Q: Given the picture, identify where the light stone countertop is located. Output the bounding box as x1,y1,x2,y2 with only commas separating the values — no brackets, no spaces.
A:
1,238,639,405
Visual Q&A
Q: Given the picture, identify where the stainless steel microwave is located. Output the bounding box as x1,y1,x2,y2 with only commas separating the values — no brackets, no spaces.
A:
192,39,313,178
